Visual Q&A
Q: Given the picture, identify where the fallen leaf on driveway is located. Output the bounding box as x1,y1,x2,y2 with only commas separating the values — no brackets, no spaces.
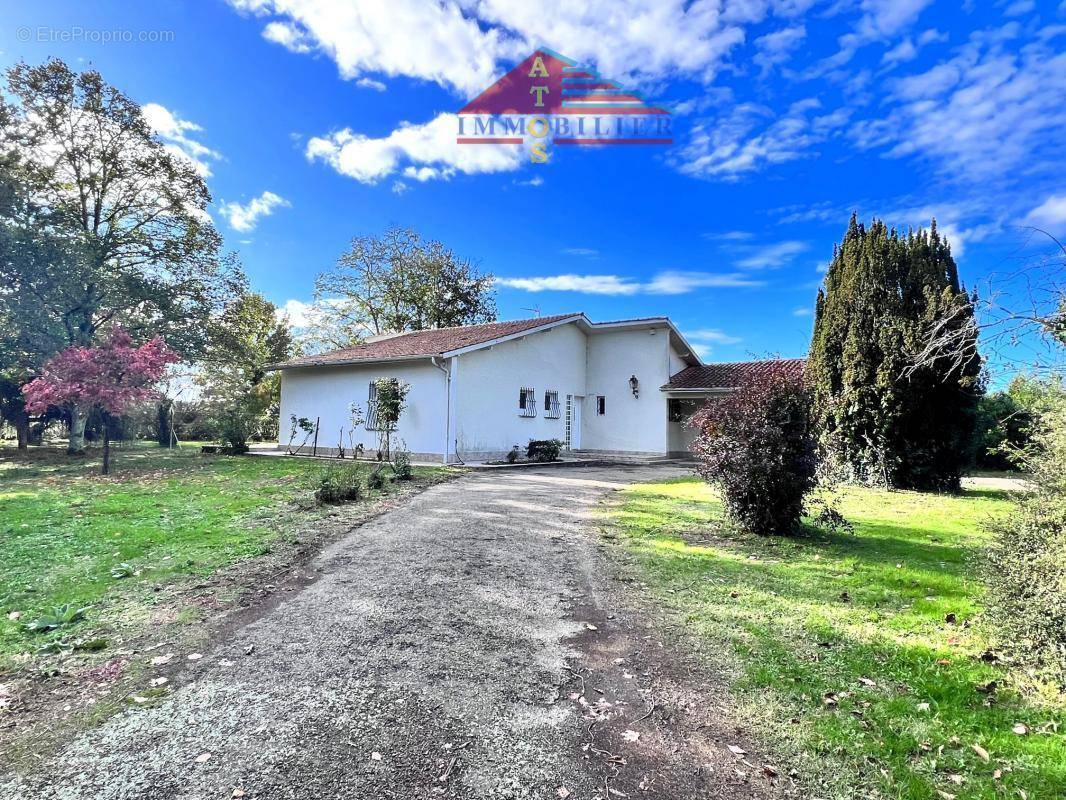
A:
622,730,640,742
195,753,211,763
972,743,990,762
727,744,747,756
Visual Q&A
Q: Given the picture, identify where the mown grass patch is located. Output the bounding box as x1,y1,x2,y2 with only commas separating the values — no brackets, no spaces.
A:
608,478,1065,799
0,444,450,666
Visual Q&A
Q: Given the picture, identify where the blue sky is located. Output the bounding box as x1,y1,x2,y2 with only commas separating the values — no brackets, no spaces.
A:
2,0,1065,369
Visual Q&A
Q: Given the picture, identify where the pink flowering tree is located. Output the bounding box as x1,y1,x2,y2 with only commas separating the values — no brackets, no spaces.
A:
22,327,178,474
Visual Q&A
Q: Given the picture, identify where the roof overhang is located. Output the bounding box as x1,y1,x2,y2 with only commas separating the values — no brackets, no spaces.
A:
269,353,438,371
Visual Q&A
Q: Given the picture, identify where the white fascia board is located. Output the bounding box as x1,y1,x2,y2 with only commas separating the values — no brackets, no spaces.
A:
271,354,434,371
440,314,588,358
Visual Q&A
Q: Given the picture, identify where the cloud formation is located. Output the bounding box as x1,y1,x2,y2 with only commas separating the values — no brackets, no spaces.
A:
496,270,762,295
142,103,221,177
306,113,525,183
220,190,290,232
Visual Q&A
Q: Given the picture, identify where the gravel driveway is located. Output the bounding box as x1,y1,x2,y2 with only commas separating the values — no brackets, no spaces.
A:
2,465,784,800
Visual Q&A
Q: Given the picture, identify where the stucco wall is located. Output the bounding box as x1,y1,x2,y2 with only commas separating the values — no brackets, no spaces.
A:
278,361,447,459
583,327,671,453
454,322,587,459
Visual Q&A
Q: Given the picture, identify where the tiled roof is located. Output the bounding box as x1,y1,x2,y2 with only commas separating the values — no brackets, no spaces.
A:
662,358,806,390
272,313,581,369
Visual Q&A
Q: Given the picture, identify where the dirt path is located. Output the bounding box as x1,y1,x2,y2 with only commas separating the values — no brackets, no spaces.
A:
1,465,784,800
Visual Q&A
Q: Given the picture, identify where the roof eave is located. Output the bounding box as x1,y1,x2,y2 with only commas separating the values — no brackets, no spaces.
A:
268,353,439,371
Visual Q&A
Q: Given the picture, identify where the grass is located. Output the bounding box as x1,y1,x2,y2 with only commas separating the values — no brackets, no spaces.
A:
607,478,1066,800
0,443,450,668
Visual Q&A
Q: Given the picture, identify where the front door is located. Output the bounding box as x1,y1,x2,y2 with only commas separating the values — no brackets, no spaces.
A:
567,394,583,449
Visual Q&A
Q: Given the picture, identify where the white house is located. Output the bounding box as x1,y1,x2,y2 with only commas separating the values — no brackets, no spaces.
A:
271,313,803,463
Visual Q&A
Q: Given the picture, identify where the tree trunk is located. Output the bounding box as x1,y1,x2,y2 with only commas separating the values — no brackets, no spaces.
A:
15,411,29,449
68,405,87,454
157,400,177,447
101,421,111,475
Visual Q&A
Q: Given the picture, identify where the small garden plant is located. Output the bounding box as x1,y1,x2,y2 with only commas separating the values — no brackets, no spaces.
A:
308,464,363,504
526,439,563,463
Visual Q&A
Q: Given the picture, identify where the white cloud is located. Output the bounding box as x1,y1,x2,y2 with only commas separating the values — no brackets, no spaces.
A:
853,30,1066,181
496,270,763,295
220,190,290,232
734,240,808,269
226,0,766,96
142,103,221,177
754,25,807,74
703,230,754,241
356,77,387,91
684,328,742,344
276,298,316,328
676,98,851,180
514,175,544,187
1024,194,1066,229
644,270,765,293
792,307,813,317
562,247,599,257
306,113,525,184
496,274,641,295
262,20,313,52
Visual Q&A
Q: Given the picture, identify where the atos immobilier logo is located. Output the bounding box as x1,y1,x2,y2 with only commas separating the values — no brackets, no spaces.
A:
457,48,673,163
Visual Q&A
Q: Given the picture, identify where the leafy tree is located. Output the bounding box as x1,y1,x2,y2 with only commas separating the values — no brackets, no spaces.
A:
22,327,177,473
807,216,982,491
690,360,817,536
313,226,496,344
199,292,293,447
0,58,241,453
972,391,1031,470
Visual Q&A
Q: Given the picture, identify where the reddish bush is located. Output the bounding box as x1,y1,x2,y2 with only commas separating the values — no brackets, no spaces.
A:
690,360,816,536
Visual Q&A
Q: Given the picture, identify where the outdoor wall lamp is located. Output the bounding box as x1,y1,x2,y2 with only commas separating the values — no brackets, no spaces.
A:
629,375,640,398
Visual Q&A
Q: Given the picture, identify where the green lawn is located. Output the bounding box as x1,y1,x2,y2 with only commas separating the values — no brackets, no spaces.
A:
0,444,449,668
607,478,1065,800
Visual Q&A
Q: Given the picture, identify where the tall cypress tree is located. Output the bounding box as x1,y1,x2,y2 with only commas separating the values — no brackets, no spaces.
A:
808,215,982,491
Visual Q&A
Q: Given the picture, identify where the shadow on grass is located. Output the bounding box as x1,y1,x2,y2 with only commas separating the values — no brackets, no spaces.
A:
611,479,1065,799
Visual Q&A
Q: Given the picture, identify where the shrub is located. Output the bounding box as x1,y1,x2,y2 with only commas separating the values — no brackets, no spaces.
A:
366,467,387,491
526,439,563,462
690,359,817,536
985,391,1066,685
506,446,519,463
309,464,363,504
972,392,1031,470
392,447,412,480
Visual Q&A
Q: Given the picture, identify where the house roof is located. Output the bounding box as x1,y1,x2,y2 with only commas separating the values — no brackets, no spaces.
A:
271,313,582,369
662,358,806,391
271,312,705,370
